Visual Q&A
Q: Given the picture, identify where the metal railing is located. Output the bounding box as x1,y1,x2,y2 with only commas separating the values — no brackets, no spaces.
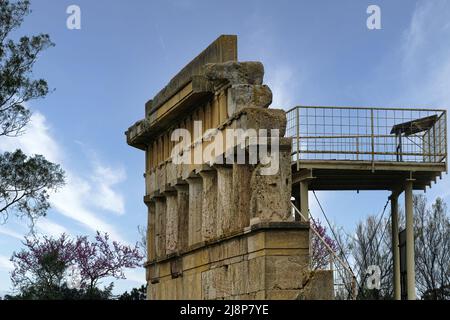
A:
286,106,447,165
292,203,357,299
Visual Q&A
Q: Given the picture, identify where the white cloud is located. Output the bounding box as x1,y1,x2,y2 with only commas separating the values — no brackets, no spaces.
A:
0,227,23,241
90,164,126,215
123,268,145,284
244,17,303,112
0,111,128,243
398,0,450,201
0,112,61,163
50,174,126,243
265,65,297,109
35,218,68,238
400,0,450,107
0,255,13,271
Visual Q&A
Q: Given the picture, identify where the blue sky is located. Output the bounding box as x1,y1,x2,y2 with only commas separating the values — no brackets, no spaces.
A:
0,0,449,295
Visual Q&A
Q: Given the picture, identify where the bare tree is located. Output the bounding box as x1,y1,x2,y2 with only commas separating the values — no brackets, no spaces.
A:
414,195,450,300
349,215,393,299
137,225,147,259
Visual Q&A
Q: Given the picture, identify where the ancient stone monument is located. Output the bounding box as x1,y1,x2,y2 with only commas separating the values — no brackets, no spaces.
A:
126,35,333,300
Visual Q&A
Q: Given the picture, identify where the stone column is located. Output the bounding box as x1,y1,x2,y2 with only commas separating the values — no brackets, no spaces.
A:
186,176,203,246
175,184,189,252
154,196,167,259
216,165,234,236
232,164,252,231
390,193,401,300
146,199,156,261
405,179,416,300
300,181,309,221
199,169,218,241
165,190,178,255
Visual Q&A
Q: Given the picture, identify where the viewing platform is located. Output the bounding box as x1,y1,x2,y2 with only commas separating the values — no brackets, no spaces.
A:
287,106,447,192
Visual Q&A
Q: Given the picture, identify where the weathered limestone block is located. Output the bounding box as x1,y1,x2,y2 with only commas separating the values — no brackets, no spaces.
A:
265,255,310,291
176,163,189,181
202,266,231,299
166,161,177,186
248,256,266,293
147,282,157,300
204,61,264,86
154,197,167,259
249,138,293,224
216,165,234,236
182,161,195,180
199,169,217,241
298,270,334,300
208,237,247,264
156,165,167,192
237,107,287,137
204,260,250,299
147,170,157,196
229,260,249,296
146,200,156,261
231,164,253,232
126,118,150,148
183,248,210,271
148,263,159,283
175,185,189,252
165,191,178,255
186,176,203,246
247,228,310,256
227,84,272,117
183,271,202,300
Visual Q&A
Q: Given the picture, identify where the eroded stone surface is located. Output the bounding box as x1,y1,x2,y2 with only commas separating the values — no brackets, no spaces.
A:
227,84,272,116
216,166,234,236
165,192,178,254
187,177,203,246
154,198,167,259
199,170,218,241
204,61,264,86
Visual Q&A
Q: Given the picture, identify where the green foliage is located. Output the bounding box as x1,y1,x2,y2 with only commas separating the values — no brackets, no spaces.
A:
117,285,147,300
0,150,64,222
4,283,115,300
0,0,64,224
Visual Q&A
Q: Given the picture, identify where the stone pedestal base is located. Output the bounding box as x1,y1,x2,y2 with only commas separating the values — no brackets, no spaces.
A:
146,222,334,300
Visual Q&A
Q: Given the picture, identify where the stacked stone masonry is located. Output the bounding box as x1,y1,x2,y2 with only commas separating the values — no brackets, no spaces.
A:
126,35,333,300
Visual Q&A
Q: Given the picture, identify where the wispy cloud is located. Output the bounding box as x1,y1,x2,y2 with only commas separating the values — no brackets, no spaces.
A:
123,268,146,284
0,112,61,163
0,112,127,243
0,227,23,241
244,14,304,111
399,0,450,108
35,218,69,238
0,255,13,271
396,0,450,201
265,65,297,109
90,164,126,215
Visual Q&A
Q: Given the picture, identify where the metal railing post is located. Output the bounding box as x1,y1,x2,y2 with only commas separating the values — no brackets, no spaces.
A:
371,109,375,171
356,137,359,161
296,107,300,170
445,111,448,173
